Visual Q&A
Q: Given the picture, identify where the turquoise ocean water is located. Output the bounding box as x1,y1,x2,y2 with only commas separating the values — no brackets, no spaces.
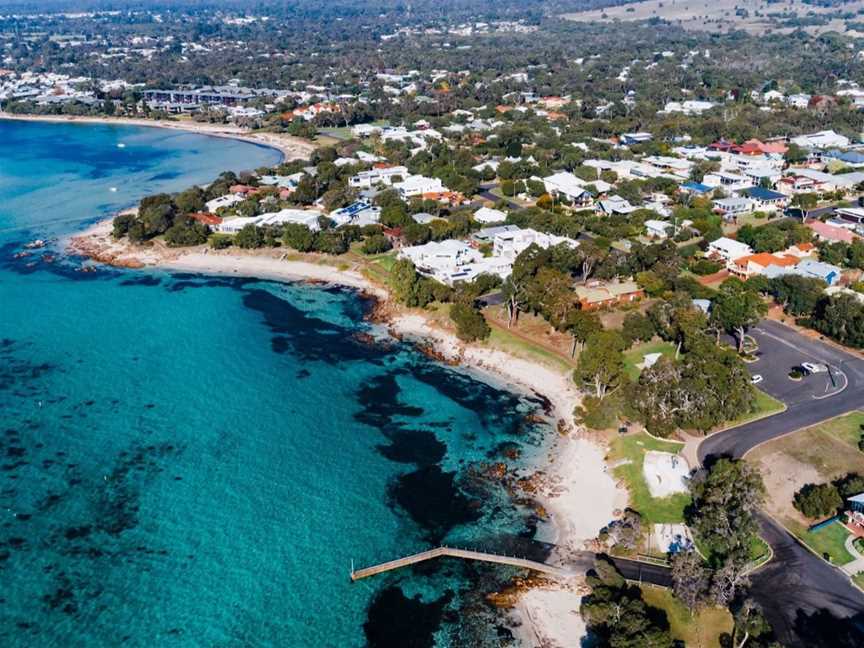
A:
0,120,553,647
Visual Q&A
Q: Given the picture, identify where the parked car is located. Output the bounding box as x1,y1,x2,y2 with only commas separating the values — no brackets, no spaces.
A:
801,362,827,375
751,374,763,384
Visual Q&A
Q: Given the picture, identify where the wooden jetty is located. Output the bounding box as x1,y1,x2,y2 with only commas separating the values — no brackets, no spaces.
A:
350,546,577,581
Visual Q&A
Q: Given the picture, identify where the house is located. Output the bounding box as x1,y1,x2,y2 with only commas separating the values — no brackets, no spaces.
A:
707,237,754,263
806,219,859,244
680,181,713,196
541,171,593,206
598,196,638,216
791,130,850,149
644,219,673,239
713,197,756,219
776,175,823,196
349,166,408,189
620,132,653,145
834,207,864,226
763,259,842,286
472,224,520,244
474,206,507,224
188,212,222,226
394,175,445,199
729,252,798,279
739,187,788,212
329,201,381,227
412,212,441,225
575,280,644,310
205,194,244,212
492,228,579,260
703,171,752,191
398,240,483,284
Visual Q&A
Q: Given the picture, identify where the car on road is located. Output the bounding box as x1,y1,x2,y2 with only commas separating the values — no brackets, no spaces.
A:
751,374,763,384
801,362,827,375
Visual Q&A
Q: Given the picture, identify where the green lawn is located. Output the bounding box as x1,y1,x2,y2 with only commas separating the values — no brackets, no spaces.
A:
720,389,785,430
640,586,732,648
317,119,390,141
486,326,576,374
786,519,855,566
853,572,864,590
608,432,690,523
623,340,677,381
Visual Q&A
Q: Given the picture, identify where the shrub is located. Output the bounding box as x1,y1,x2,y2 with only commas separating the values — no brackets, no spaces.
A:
234,224,265,249
689,258,723,276
209,234,233,249
449,303,491,342
793,483,842,519
360,234,392,255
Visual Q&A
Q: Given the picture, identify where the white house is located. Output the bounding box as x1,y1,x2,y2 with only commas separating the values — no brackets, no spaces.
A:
598,196,638,215
703,172,752,191
707,237,753,263
645,219,672,239
394,175,445,199
541,171,592,205
329,201,381,227
398,240,485,284
662,100,715,115
205,194,244,212
791,130,850,149
349,166,408,189
474,206,507,223
493,228,578,260
712,197,756,218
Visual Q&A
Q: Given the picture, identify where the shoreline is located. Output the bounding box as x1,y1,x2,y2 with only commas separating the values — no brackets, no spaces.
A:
66,218,626,645
0,112,317,163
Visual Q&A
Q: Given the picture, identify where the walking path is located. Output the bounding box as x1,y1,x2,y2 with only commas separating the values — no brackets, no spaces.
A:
841,533,864,576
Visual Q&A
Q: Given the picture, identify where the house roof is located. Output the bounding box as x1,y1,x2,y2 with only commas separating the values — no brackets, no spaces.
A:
807,220,857,243
734,253,798,269
742,187,786,201
575,281,642,304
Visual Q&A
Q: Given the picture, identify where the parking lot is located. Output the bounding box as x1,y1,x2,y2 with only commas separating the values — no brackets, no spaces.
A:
744,322,847,406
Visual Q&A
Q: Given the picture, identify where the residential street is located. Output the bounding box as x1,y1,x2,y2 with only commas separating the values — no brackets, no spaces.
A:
699,319,864,646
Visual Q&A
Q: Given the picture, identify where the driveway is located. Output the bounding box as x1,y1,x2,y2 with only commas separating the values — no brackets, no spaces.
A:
699,319,864,646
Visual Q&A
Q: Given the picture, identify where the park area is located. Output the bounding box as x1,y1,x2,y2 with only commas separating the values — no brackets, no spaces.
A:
749,411,864,564
640,586,732,648
607,432,691,524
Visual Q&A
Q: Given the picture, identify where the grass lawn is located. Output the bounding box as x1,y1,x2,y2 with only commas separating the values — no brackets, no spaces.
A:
785,519,855,566
608,432,690,523
623,340,677,381
719,389,785,430
318,119,390,141
853,572,864,590
486,326,576,373
640,586,733,648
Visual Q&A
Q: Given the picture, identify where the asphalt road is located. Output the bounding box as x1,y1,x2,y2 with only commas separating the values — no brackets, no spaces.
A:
699,319,864,646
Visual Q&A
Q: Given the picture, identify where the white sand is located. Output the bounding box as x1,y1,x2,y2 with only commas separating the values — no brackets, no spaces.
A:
511,584,586,648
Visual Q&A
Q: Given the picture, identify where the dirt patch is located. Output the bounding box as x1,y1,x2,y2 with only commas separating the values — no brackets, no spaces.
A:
751,450,823,522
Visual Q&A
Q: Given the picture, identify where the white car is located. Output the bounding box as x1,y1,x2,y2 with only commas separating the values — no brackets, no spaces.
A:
751,374,763,384
801,362,827,374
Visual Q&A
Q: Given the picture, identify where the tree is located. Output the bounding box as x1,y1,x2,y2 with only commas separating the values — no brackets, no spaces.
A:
670,551,710,614
812,293,864,348
174,186,206,214
163,217,209,247
449,303,491,342
768,275,826,316
403,222,432,245
793,482,842,519
576,330,626,400
565,309,602,357
282,224,316,252
710,279,767,353
112,212,136,238
502,244,548,327
360,234,392,255
688,458,765,558
581,558,674,648
234,224,264,249
621,312,655,347
730,598,775,648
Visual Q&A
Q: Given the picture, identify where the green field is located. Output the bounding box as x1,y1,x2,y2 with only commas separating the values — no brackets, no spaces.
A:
609,432,690,523
786,519,855,566
318,119,390,141
720,389,785,430
486,326,577,374
623,340,677,381
640,586,732,648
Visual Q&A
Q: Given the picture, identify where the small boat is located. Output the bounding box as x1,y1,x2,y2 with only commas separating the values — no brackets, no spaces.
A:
117,143,126,148
109,187,118,192
24,239,46,249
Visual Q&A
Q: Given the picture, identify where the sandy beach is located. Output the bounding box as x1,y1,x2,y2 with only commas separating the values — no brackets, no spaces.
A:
66,220,626,646
0,112,316,162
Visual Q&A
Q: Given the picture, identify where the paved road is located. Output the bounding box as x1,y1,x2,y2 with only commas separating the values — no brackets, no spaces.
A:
611,557,673,588
699,319,864,646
